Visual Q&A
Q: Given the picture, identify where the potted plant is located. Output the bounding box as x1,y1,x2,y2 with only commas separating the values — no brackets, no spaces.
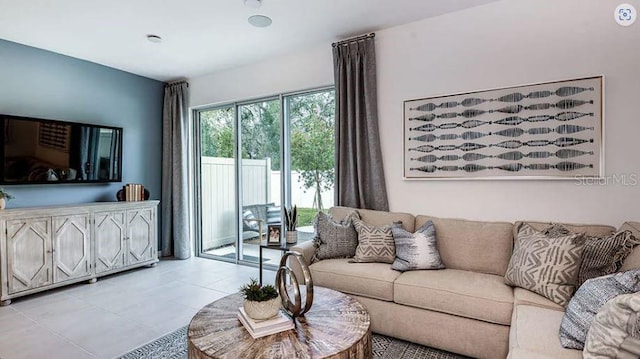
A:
284,205,298,244
0,188,13,210
239,278,281,320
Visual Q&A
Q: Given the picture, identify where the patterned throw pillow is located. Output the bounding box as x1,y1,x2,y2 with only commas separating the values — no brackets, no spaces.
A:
543,223,573,238
312,211,360,262
504,223,584,307
351,217,397,264
391,220,445,272
578,230,640,287
559,270,640,349
584,293,640,358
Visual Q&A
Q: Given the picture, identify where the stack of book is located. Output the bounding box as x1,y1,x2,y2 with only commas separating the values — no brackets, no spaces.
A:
123,183,145,201
237,307,294,339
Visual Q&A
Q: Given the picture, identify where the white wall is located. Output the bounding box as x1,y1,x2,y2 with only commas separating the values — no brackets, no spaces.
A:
190,42,333,107
376,0,640,227
190,0,640,227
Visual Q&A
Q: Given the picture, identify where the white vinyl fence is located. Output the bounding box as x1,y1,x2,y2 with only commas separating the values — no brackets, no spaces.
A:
200,157,333,251
201,157,271,250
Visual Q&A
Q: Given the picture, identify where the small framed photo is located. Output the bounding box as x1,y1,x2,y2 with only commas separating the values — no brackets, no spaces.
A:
267,224,281,245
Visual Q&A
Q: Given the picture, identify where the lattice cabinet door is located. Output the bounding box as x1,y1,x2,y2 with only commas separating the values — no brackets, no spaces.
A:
94,210,126,274
52,214,92,283
126,207,156,266
6,217,53,294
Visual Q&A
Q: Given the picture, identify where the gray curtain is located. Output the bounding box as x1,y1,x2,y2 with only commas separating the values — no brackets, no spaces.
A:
333,36,389,211
161,81,191,259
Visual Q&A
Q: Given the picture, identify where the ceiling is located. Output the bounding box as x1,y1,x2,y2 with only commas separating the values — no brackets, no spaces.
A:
0,0,499,82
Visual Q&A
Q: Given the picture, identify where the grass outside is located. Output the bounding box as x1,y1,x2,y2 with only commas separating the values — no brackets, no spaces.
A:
296,207,327,227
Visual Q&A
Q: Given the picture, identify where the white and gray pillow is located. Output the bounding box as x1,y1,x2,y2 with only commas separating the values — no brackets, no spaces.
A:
351,217,397,264
559,269,640,350
391,220,444,272
584,293,640,357
312,211,360,262
504,223,585,307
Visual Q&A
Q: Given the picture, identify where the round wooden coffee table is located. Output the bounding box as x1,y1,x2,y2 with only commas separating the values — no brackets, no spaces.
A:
188,286,371,359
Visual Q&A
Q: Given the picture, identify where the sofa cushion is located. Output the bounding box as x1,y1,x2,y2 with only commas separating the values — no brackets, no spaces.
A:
621,222,640,271
394,268,513,325
415,215,513,276
584,293,640,358
507,348,571,359
509,305,582,359
391,220,444,272
329,206,416,232
505,223,584,307
351,217,396,263
513,288,563,311
308,258,401,301
559,270,640,350
312,211,360,262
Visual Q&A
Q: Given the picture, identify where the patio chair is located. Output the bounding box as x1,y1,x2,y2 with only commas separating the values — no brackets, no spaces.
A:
242,203,281,240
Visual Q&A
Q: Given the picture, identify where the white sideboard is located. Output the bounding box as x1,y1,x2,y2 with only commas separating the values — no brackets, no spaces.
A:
0,200,159,306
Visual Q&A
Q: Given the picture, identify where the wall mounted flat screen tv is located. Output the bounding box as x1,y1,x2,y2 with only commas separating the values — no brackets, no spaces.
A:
1,114,123,185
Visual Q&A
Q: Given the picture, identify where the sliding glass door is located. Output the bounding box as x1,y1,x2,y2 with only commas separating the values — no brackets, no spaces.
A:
238,99,281,263
195,87,334,265
198,106,237,259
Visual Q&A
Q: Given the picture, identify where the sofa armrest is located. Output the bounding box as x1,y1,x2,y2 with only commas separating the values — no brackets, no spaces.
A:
288,240,316,282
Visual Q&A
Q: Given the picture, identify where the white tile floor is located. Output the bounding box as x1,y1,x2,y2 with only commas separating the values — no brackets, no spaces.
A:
0,257,277,359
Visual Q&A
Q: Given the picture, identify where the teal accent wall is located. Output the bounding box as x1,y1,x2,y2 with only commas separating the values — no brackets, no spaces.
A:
0,39,164,208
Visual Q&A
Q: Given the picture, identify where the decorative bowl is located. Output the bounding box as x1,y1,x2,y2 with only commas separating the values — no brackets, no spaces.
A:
243,297,281,320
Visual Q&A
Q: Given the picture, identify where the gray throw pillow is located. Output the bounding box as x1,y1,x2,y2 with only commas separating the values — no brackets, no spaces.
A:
312,211,360,262
391,220,445,272
351,217,397,264
578,230,640,287
559,269,640,350
504,223,585,307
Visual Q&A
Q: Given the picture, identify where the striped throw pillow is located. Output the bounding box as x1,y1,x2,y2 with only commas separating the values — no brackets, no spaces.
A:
578,230,640,287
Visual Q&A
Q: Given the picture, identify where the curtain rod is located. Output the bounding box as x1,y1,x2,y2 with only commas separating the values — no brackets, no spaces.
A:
332,33,375,47
166,80,189,88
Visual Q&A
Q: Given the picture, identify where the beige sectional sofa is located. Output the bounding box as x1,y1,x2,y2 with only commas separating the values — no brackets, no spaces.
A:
290,206,640,359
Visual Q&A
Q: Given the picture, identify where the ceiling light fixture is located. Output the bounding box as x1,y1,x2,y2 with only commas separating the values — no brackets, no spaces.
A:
244,0,262,8
146,34,162,43
248,15,272,28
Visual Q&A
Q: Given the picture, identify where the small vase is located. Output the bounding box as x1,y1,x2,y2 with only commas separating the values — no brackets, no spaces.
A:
243,297,281,320
0,197,5,210
286,230,297,244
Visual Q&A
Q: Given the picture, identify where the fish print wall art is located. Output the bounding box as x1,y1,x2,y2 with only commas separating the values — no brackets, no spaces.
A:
403,76,603,179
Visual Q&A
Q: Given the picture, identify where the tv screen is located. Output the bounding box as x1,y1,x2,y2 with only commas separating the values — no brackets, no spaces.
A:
1,114,123,184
